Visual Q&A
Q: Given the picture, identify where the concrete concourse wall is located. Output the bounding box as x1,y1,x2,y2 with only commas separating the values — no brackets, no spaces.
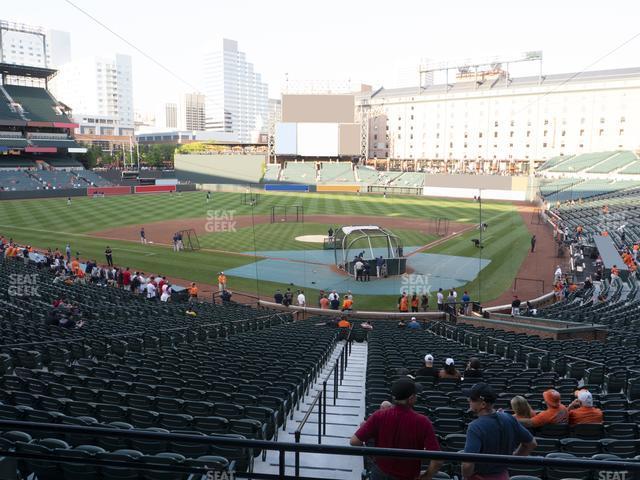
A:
422,174,531,201
175,154,266,184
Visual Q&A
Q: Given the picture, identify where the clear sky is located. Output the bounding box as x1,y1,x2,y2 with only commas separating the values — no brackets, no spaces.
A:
4,0,640,113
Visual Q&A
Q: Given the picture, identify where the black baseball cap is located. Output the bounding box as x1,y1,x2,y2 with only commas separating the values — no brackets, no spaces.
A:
464,383,497,403
391,377,422,400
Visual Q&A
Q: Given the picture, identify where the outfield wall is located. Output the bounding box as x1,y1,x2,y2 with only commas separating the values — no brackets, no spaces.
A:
175,154,265,184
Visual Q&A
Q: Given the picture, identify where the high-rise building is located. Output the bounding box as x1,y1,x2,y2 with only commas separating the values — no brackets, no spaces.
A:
181,92,206,131
50,54,134,130
203,38,268,143
0,20,71,68
164,103,178,129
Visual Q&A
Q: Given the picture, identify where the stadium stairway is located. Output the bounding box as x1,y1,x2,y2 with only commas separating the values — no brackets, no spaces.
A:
253,340,367,480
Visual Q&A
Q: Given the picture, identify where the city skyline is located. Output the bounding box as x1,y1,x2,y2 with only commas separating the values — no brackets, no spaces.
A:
2,0,639,115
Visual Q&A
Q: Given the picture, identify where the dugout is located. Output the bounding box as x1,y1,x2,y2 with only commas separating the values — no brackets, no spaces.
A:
593,235,629,281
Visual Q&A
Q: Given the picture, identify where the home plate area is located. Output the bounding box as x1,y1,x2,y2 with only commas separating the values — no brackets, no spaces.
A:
225,248,490,295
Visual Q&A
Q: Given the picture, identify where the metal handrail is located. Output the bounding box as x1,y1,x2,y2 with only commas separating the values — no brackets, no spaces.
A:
0,420,638,478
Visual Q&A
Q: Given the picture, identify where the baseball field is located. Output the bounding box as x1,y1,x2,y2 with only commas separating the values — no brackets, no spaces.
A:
0,190,532,310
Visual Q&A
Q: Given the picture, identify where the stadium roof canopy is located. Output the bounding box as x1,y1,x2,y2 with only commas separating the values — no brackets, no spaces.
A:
0,63,57,81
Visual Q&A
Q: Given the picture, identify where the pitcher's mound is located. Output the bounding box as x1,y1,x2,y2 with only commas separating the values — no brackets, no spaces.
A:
295,235,326,243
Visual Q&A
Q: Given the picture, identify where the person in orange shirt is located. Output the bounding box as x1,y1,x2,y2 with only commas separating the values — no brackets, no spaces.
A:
319,295,330,309
188,282,198,302
217,272,227,292
71,257,80,274
398,293,409,312
568,390,603,426
518,389,568,428
337,317,351,328
342,297,353,311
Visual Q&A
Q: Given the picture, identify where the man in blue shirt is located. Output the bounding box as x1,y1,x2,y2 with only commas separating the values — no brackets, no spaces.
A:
462,291,471,315
462,383,537,480
407,316,421,329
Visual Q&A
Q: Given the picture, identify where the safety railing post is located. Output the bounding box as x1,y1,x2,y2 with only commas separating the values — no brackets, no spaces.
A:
294,431,301,478
279,448,285,479
318,388,323,444
322,380,327,436
334,359,338,405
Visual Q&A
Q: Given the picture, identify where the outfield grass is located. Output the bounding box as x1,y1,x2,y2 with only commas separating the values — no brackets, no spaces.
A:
0,191,529,309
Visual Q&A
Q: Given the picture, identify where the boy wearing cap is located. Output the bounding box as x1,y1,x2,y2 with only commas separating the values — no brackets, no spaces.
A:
517,389,568,428
350,377,443,480
568,390,603,426
463,383,537,480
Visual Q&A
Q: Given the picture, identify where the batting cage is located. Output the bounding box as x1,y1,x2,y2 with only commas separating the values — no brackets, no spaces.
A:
333,225,407,275
270,205,304,223
176,229,201,251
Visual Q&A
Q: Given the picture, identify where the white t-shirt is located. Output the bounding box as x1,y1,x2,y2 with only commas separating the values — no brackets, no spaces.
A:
354,261,364,271
160,290,170,302
146,283,156,299
329,292,339,301
437,292,444,304
297,293,306,306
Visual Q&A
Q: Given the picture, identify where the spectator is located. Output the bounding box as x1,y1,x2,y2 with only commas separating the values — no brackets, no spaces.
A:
283,288,293,307
361,320,373,330
160,284,172,302
297,290,306,307
274,289,284,304
397,319,406,328
407,316,421,330
461,291,471,315
329,290,340,310
462,383,537,480
105,246,113,267
221,289,232,303
350,378,443,480
463,358,483,379
568,390,603,426
518,389,568,428
338,317,351,328
146,280,157,300
511,295,521,316
319,295,330,309
217,272,227,292
421,294,429,312
398,292,409,312
188,282,198,303
415,354,439,379
446,290,456,314
410,293,419,312
342,295,353,311
511,396,536,420
439,358,461,380
436,288,444,311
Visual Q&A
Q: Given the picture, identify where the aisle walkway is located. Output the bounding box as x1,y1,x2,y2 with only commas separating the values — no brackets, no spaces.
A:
253,341,367,480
